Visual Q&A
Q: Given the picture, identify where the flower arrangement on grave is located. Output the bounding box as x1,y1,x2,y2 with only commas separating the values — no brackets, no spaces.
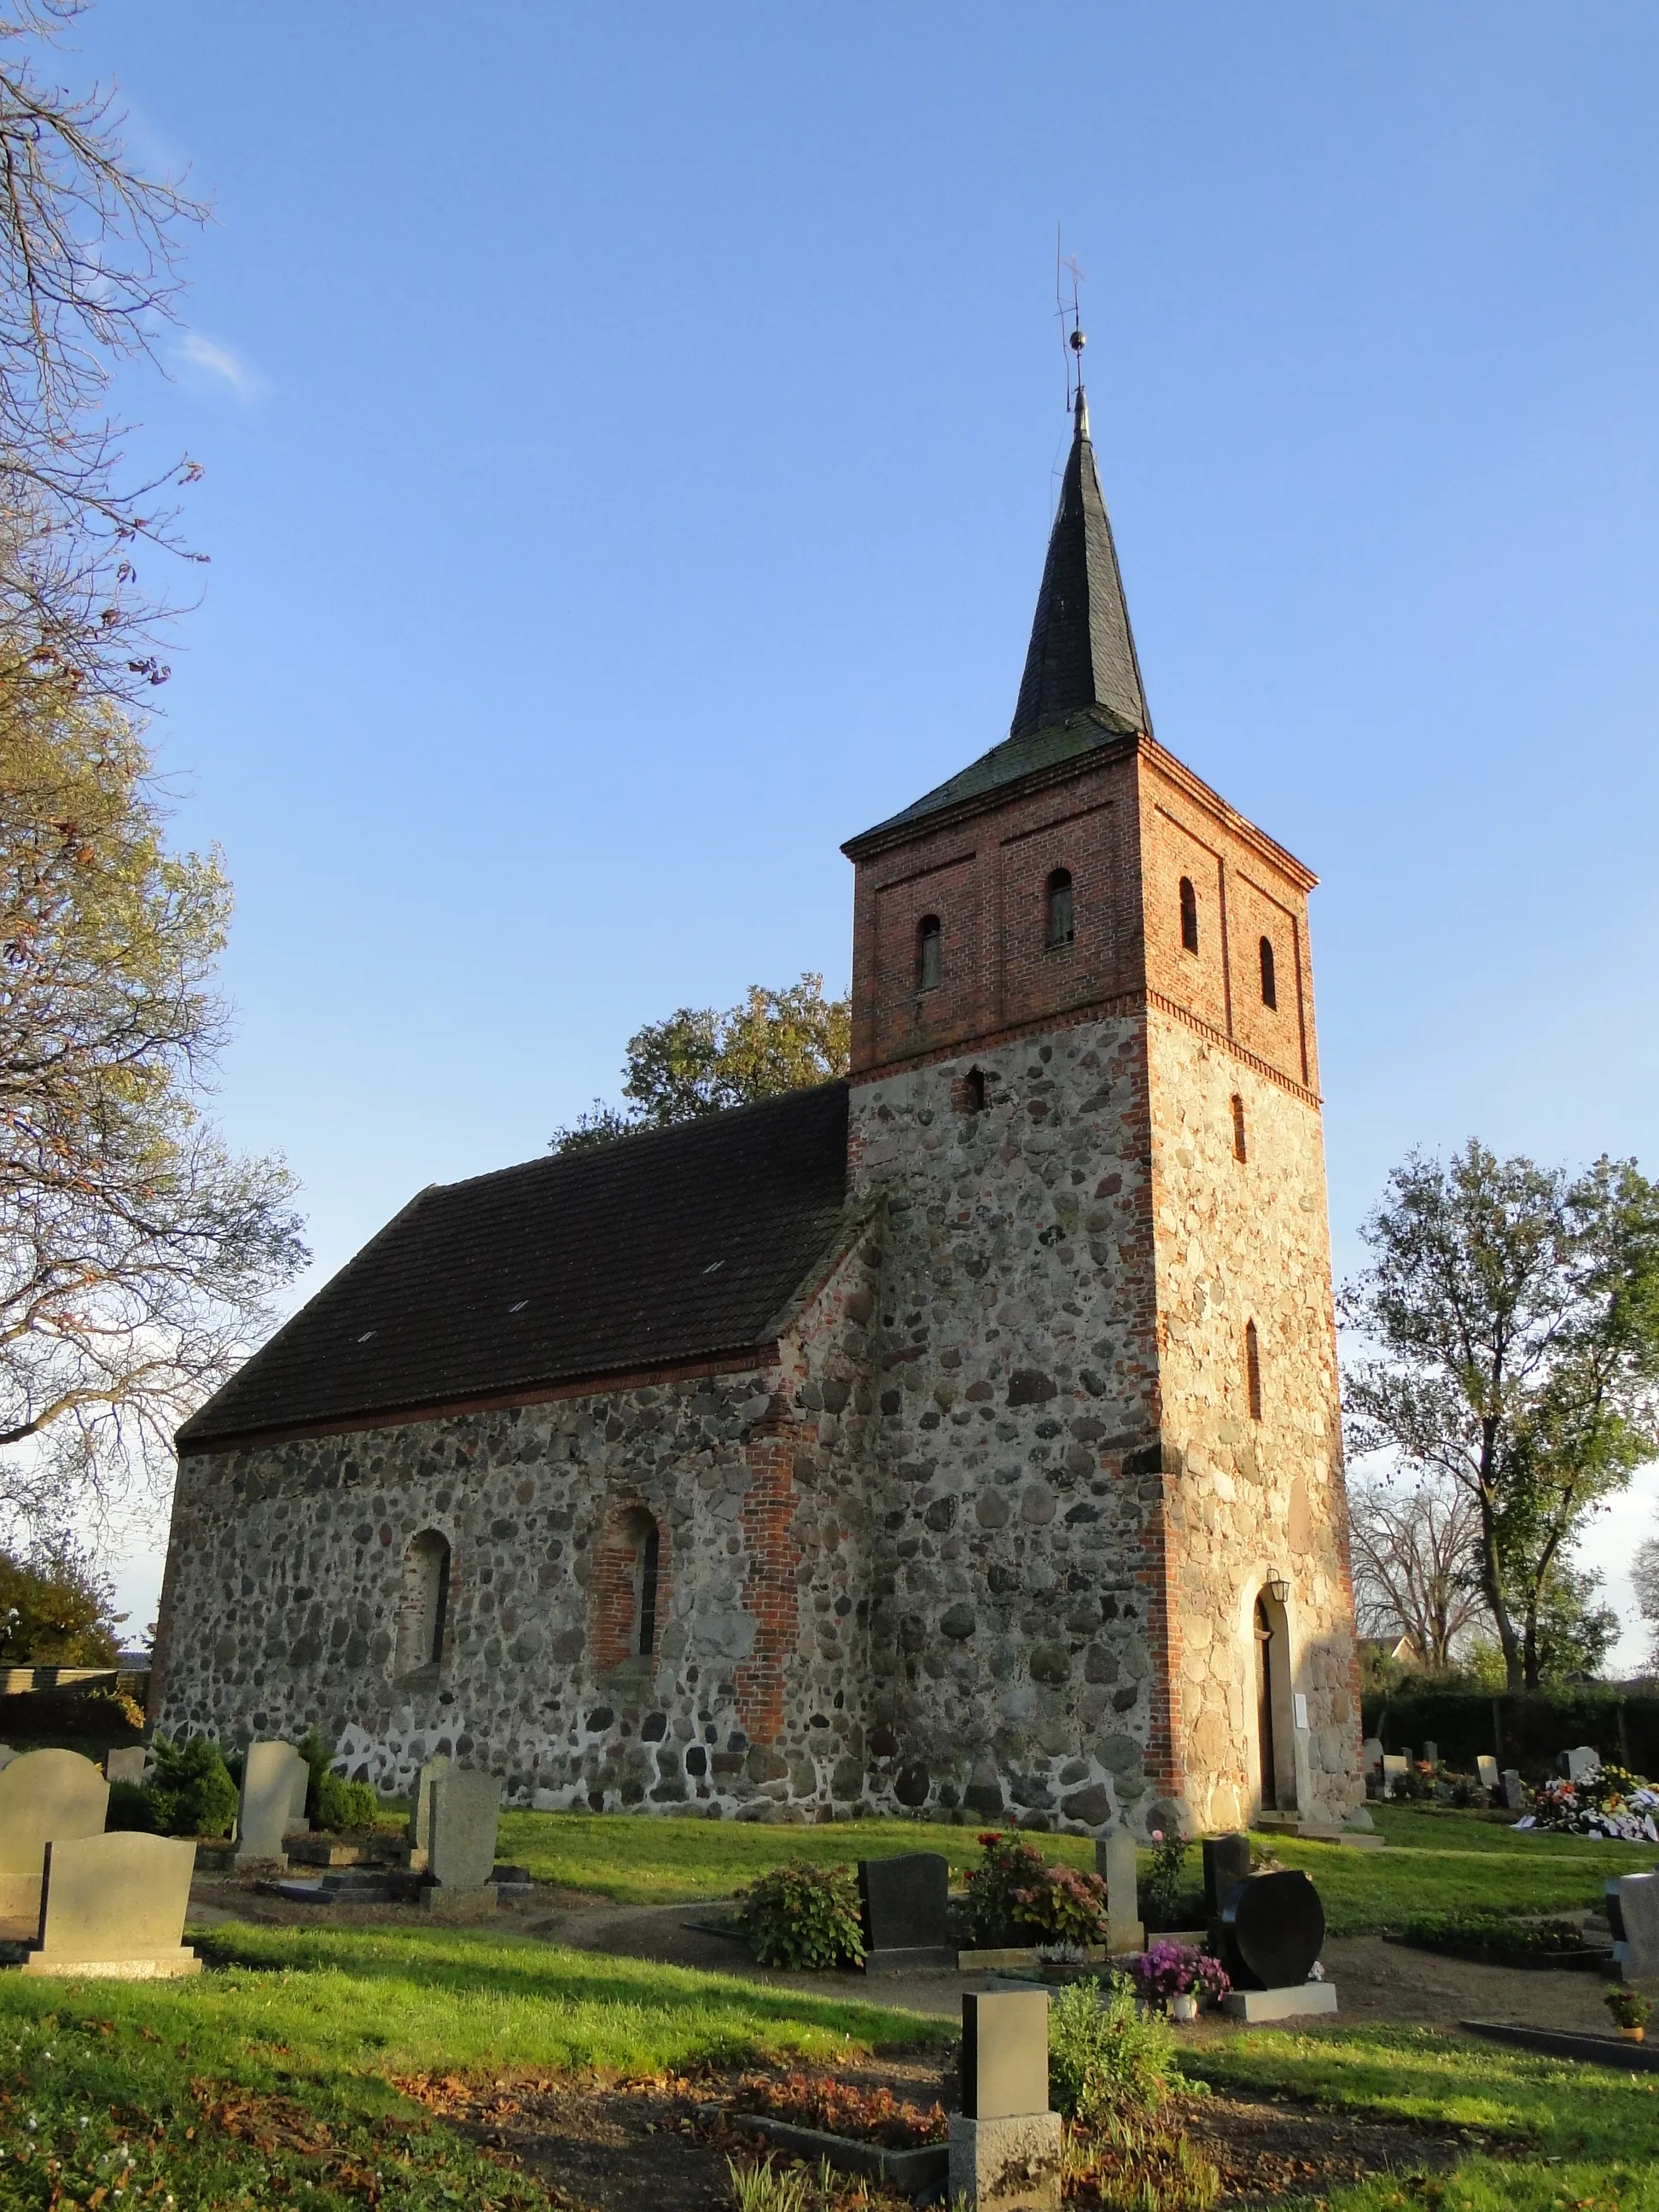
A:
730,2072,947,2147
958,1832,1110,1948
731,1860,866,1970
1516,1762,1659,1842
1607,1986,1652,2039
1126,1939,1231,2012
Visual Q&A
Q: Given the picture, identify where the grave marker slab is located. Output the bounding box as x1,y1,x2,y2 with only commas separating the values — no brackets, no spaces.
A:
22,1832,199,1978
1422,1740,1439,1767
0,1748,108,1924
1612,1871,1659,1982
426,1767,500,1895
1360,1738,1384,1777
858,1852,953,1971
105,1748,146,1787
1218,1869,1325,1993
1202,1833,1251,1915
1501,1768,1524,1811
407,1754,450,1871
951,1990,1062,2211
236,1742,309,1868
1095,1828,1143,1952
1565,1746,1602,1785
1476,1755,1499,1794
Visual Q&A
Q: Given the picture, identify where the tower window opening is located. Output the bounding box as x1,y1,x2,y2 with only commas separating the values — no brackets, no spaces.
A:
964,1067,987,1113
1259,935,1277,1009
1231,1093,1248,1162
637,1518,661,1657
395,1529,451,1675
1245,1319,1263,1421
1179,876,1199,953
1045,868,1074,948
917,915,941,992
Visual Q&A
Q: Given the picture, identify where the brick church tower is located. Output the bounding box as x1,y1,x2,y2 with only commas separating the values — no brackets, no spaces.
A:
841,387,1362,1837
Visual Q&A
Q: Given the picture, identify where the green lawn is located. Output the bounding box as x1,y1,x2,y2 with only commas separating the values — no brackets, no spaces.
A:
1190,2022,1659,2212
0,1922,945,2211
498,1802,1658,1933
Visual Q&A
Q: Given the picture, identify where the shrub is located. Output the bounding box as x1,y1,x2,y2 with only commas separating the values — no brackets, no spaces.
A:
731,1859,865,1970
1141,1828,1190,1930
104,1777,155,1831
1608,1985,1652,2031
959,1831,1109,1947
146,1733,237,1838
1049,1975,1179,2124
314,1768,380,1831
1396,1906,1592,1957
1062,2108,1220,2212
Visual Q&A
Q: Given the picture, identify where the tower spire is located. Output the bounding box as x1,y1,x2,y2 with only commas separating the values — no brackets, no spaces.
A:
1009,356,1150,742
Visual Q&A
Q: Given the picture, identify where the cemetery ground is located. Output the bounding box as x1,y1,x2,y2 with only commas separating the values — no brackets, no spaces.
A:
1,1807,1657,2210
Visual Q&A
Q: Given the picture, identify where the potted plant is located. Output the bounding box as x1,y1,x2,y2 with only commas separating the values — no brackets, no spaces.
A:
1127,1939,1231,2018
1607,1986,1652,2043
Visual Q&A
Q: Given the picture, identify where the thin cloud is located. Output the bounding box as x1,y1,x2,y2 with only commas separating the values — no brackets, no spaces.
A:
176,332,263,401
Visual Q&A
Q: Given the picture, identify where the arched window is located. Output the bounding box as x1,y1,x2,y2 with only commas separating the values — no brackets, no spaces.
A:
1259,935,1277,1010
1045,868,1074,948
1245,1320,1263,1422
917,915,941,992
395,1529,451,1674
1179,876,1199,953
1231,1093,1248,1162
964,1067,987,1114
637,1518,661,1657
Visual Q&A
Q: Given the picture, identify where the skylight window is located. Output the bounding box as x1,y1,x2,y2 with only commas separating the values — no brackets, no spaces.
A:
509,1299,527,1313
704,1260,725,1274
357,1329,375,1342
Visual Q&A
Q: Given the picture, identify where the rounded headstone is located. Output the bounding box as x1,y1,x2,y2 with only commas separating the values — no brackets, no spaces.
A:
1221,1869,1324,1991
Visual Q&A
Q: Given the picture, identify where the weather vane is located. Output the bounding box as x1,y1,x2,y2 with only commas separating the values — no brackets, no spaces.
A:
1056,236,1086,412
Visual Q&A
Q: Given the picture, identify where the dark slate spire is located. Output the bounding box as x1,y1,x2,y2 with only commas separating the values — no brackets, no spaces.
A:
1009,388,1150,740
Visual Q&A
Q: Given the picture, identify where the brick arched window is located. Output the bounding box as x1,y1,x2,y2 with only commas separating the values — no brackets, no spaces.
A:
1231,1093,1248,1162
593,1505,669,1671
394,1529,451,1674
1045,868,1074,948
917,915,941,992
1179,876,1199,953
1245,1320,1263,1422
1259,935,1277,1010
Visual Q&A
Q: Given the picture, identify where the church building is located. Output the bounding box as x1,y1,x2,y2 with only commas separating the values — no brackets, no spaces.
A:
154,385,1364,1840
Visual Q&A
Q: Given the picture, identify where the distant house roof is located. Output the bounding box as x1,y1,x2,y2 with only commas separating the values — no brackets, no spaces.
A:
178,1081,852,1452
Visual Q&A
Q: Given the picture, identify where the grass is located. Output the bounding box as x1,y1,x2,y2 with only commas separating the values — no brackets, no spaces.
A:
1187,2022,1659,2212
495,1803,1658,1934
0,1921,946,2211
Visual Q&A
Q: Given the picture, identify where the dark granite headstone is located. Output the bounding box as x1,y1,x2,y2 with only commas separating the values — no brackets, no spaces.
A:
858,1852,954,1972
1202,1833,1252,1914
1219,1870,1324,1992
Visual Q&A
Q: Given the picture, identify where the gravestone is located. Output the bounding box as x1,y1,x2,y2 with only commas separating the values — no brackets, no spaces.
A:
1217,1870,1337,2019
1381,1754,1407,1786
857,1852,953,1972
1610,1871,1659,1982
423,1767,501,1907
406,1753,450,1871
1359,1737,1383,1777
1202,1833,1251,1915
1095,1827,1143,1952
1501,1767,1523,1811
1564,1746,1602,1786
1422,1740,1439,1767
0,1744,16,1770
236,1741,310,1868
1476,1755,1499,1794
0,1748,108,1925
22,1832,199,1978
950,1989,1062,2211
105,1748,147,1787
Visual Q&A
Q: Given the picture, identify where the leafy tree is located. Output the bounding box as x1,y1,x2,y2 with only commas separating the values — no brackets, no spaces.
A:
1463,1563,1618,1687
0,3,207,712
0,1531,121,1661
1633,1532,1659,1679
0,691,308,1529
550,973,849,1154
1348,1471,1484,1674
1343,1142,1659,1691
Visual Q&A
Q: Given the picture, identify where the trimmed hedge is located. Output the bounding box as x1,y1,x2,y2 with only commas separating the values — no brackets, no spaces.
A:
1362,1685,1659,1778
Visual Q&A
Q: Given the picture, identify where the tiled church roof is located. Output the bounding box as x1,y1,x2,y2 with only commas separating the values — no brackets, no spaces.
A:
178,1081,851,1450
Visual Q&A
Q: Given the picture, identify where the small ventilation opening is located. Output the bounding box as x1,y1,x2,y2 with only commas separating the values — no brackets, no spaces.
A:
1045,868,1074,948
1231,1094,1247,1162
637,1520,661,1656
1259,935,1278,1010
1245,1319,1263,1422
1179,876,1199,953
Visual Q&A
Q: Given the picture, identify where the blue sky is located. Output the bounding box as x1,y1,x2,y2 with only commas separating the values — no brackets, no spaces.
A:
65,3,1659,1655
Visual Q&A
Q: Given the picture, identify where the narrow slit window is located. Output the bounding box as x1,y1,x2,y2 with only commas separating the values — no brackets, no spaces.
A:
637,1520,661,1656
1231,1094,1248,1162
1179,876,1199,953
1245,1320,1263,1421
917,914,941,992
1259,935,1277,1009
429,1542,451,1664
396,1529,451,1676
965,1067,986,1113
1045,868,1074,948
